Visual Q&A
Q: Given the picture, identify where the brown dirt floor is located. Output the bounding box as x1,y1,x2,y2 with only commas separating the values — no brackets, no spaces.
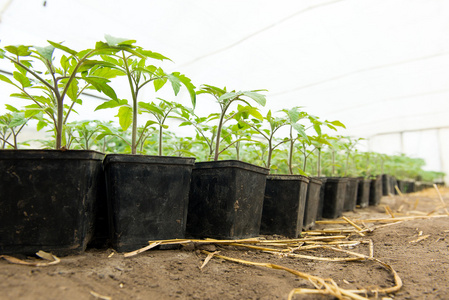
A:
1,187,448,300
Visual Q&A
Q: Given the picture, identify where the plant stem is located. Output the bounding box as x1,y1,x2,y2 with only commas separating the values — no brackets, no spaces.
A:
214,104,229,161
288,127,294,175
159,125,163,156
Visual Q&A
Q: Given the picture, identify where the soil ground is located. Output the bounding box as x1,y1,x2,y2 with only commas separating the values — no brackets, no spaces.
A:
1,187,449,300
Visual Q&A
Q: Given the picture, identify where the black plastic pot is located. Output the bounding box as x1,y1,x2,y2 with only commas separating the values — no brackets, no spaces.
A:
104,154,195,252
303,177,323,231
343,178,359,212
369,175,383,206
0,150,105,256
398,180,415,194
357,178,371,208
390,176,398,195
322,177,348,219
260,175,309,238
186,160,269,239
316,177,327,220
382,174,392,196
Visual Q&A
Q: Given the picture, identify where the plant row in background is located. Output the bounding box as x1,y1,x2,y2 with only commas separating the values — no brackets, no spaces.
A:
1,114,443,184
0,37,444,256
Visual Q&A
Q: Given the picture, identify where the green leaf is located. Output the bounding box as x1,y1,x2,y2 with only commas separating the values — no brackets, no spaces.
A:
66,78,79,101
328,120,346,129
138,102,164,116
91,67,125,79
166,73,181,95
171,72,196,107
116,106,133,131
5,45,32,56
13,71,32,88
313,123,322,136
34,44,55,61
5,104,20,112
0,73,14,85
36,120,47,131
47,40,78,56
144,120,159,128
137,49,170,61
0,48,5,58
153,77,167,92
241,91,267,106
104,34,136,47
95,99,128,111
84,76,118,101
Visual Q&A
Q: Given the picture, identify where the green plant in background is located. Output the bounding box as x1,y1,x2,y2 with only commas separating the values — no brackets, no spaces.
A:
94,35,196,155
0,41,122,149
195,84,266,161
138,98,186,156
0,105,32,149
239,110,289,170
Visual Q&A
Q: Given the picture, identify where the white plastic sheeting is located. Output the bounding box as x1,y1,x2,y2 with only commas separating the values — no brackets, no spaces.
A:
0,0,448,179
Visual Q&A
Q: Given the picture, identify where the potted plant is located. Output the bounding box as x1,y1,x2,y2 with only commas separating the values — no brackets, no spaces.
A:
240,109,309,238
0,41,118,255
93,36,197,252
183,84,269,239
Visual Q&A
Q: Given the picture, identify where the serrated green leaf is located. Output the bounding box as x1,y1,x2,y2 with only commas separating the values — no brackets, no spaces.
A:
171,72,196,107
137,49,170,61
105,34,136,47
166,73,181,95
0,73,14,85
328,120,346,128
47,40,78,56
66,78,79,101
154,77,167,92
95,99,127,111
91,67,125,79
34,44,55,62
116,106,133,131
313,123,322,136
5,45,32,56
144,120,159,128
138,102,164,116
241,91,266,106
84,76,118,101
13,71,32,88
36,120,47,131
5,104,20,112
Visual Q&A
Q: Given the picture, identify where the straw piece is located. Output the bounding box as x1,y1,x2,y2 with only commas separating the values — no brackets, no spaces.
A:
124,241,161,258
0,251,60,267
409,235,430,244
90,291,112,300
395,185,403,196
200,250,368,300
433,184,449,215
384,205,395,218
316,215,448,225
342,217,365,236
200,251,220,270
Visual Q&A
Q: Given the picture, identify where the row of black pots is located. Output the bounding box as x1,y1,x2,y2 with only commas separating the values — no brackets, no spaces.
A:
0,149,426,256
0,150,271,255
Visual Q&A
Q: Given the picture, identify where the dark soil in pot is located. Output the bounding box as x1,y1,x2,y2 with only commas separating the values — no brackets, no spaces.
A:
303,177,323,230
357,178,371,208
369,175,383,206
343,177,359,212
260,175,309,238
104,154,195,253
0,149,105,256
322,177,348,219
186,160,269,239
